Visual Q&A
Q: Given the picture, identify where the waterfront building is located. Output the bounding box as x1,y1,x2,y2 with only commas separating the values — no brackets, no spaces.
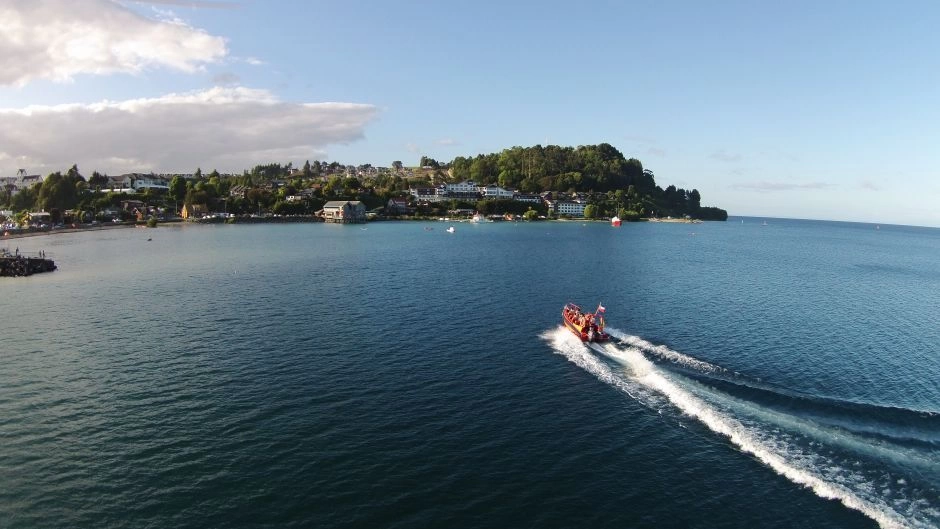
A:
544,198,587,216
181,203,208,219
321,201,366,223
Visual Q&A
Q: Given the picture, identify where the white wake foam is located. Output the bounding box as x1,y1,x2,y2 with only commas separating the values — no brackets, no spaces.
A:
539,327,663,408
606,327,726,374
543,326,920,529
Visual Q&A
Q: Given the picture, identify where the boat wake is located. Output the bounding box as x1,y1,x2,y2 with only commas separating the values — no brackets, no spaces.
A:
606,328,940,449
606,327,727,375
541,326,940,529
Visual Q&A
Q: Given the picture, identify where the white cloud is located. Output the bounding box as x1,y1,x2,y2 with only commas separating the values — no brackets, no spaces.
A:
0,87,379,174
435,138,459,146
0,0,227,86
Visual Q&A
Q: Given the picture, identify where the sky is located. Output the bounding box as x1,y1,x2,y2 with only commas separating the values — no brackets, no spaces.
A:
1,0,939,227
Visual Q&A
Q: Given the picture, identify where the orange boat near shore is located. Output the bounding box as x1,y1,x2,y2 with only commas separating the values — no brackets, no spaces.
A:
562,303,610,343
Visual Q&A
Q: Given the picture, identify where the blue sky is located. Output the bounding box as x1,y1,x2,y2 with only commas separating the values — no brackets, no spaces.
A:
1,0,939,227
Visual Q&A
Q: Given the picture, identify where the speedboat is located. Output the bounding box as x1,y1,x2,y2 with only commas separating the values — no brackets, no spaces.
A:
562,303,610,342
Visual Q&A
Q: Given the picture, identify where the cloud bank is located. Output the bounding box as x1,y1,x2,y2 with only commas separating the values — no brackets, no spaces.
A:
0,0,227,86
0,87,379,175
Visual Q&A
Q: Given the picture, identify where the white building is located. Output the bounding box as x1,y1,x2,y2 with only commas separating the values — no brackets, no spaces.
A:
445,180,479,194
410,187,443,203
513,193,541,203
1,171,44,194
128,174,170,192
107,175,134,193
554,200,587,216
478,184,513,199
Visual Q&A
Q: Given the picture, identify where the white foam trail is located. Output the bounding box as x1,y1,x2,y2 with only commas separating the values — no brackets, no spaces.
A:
606,327,726,374
544,327,918,529
540,327,663,408
677,376,940,473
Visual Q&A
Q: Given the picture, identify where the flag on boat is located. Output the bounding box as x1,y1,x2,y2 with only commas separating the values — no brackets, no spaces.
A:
596,304,606,313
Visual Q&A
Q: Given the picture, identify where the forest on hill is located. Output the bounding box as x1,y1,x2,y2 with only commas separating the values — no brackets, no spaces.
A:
425,143,727,220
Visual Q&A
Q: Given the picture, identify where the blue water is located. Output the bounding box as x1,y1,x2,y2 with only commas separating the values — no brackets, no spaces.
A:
1,218,938,528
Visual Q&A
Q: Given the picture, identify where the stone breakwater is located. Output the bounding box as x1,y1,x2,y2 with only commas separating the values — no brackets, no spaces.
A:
0,256,57,277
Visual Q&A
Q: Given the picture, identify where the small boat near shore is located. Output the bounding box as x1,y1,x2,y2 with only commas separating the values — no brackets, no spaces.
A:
611,216,622,227
562,302,609,342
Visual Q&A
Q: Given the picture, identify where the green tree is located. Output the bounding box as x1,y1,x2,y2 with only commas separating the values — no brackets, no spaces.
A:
169,176,187,202
583,204,597,219
194,167,202,180
323,176,343,196
66,164,84,181
37,171,82,213
89,171,108,189
343,178,361,193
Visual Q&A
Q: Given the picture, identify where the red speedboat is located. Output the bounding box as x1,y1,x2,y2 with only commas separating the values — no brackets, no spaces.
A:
562,303,610,343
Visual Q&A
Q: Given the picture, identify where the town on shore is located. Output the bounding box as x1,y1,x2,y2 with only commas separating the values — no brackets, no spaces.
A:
1,143,728,235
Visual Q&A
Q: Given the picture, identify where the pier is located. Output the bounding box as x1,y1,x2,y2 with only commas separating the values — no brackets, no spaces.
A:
0,251,57,277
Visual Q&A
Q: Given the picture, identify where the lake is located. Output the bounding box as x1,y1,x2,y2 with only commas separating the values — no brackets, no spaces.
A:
1,218,938,528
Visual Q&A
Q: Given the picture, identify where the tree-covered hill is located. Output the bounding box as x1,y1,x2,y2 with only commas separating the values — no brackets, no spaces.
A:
443,143,727,220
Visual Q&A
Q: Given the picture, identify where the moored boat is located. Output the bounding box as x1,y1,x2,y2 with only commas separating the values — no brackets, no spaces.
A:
562,303,610,342
611,216,622,227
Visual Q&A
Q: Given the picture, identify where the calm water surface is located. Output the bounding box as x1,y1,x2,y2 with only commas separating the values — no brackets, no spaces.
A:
1,218,938,528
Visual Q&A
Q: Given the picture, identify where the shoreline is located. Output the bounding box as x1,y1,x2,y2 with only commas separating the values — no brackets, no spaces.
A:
2,215,713,243
1,222,146,241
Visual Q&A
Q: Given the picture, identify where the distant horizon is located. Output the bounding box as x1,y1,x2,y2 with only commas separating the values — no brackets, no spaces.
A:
728,215,940,230
2,1,939,228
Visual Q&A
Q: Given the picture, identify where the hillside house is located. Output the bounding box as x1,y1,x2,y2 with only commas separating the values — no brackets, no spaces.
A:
386,197,411,215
